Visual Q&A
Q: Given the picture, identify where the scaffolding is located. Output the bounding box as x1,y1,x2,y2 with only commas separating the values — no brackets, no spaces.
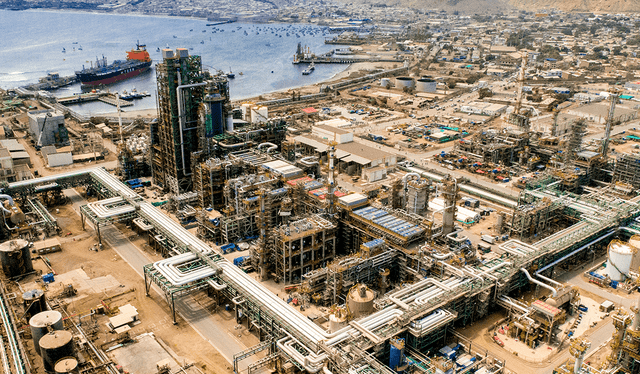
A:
273,215,337,284
613,153,640,189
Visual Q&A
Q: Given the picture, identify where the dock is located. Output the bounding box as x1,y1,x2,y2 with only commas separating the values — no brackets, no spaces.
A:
56,93,133,107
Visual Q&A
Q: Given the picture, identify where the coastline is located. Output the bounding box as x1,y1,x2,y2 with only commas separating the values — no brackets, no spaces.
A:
0,7,308,25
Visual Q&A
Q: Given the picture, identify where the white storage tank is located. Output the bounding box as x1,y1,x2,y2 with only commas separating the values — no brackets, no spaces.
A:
380,78,392,88
628,235,640,272
329,308,347,333
606,240,635,281
416,78,437,93
395,76,415,89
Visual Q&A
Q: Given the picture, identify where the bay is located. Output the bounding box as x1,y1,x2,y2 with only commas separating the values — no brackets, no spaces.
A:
0,9,347,114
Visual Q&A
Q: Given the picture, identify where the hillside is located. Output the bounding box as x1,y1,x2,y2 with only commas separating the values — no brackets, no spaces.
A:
342,0,640,14
341,0,513,14
508,0,640,13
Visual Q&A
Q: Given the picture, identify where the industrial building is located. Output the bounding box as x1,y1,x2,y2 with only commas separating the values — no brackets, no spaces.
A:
2,49,640,374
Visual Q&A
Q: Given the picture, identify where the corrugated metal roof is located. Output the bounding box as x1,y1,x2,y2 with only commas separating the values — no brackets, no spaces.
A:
10,151,30,159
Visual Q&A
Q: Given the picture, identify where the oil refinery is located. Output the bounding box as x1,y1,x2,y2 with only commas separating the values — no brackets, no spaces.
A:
0,45,640,374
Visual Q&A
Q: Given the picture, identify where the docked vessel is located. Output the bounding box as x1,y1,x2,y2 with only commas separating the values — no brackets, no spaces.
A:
302,62,315,75
75,43,152,86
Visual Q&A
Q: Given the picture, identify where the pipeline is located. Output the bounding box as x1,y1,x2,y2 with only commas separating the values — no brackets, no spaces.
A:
257,142,278,154
521,268,557,297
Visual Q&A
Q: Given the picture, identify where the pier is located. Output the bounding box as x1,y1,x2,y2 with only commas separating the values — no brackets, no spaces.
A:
56,93,133,107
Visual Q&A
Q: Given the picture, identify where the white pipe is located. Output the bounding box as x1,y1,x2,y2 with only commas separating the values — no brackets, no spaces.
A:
520,268,557,297
536,272,563,287
257,142,278,153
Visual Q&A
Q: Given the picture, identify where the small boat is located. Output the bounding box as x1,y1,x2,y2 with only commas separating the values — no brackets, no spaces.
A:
78,46,83,50
156,47,161,52
62,47,66,53
173,35,177,38
227,68,235,79
72,41,78,44
190,29,193,31
200,40,205,44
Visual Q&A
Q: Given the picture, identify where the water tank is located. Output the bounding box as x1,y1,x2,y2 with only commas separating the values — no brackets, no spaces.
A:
40,331,75,373
395,77,414,89
30,310,64,356
0,239,33,278
55,357,79,374
329,310,347,333
606,241,635,281
380,78,392,88
23,289,47,320
415,78,437,93
347,284,375,318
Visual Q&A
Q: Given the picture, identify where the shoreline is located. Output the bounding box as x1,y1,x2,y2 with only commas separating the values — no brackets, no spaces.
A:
0,7,311,25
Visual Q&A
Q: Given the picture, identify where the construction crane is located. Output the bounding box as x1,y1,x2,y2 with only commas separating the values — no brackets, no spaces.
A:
602,91,619,159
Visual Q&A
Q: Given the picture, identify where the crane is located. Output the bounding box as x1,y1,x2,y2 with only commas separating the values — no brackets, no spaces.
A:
602,91,619,159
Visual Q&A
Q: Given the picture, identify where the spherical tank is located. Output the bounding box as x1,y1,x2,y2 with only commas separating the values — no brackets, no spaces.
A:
23,289,47,320
55,357,79,374
40,331,75,373
606,241,635,282
30,311,64,356
347,285,375,318
380,78,392,88
415,78,437,93
395,77,415,89
0,239,33,278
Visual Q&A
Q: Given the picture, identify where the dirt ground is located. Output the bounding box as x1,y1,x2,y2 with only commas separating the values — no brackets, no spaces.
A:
8,192,235,374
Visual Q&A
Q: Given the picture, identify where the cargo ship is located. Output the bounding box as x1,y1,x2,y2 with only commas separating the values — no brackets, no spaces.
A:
75,43,152,86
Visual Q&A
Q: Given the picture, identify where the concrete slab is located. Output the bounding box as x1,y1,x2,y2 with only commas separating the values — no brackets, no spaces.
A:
108,333,180,374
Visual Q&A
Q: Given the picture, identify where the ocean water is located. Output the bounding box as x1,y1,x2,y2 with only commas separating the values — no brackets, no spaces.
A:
0,9,347,114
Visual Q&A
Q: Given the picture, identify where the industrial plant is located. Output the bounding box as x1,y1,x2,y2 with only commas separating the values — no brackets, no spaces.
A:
1,38,640,374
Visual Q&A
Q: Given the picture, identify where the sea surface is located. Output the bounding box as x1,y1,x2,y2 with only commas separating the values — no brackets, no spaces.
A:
0,9,347,114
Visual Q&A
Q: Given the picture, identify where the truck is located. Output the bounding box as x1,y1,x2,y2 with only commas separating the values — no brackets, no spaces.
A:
481,235,495,244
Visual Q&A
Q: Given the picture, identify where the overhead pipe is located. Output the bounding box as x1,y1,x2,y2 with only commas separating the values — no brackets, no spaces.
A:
521,268,557,297
257,142,278,153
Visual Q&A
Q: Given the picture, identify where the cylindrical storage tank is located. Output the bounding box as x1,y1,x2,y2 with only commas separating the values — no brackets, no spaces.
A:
329,312,347,333
347,285,375,318
0,239,33,278
23,289,47,319
628,235,640,273
55,357,79,374
380,78,391,88
40,331,75,373
395,77,414,89
606,241,635,281
30,311,64,356
416,78,437,93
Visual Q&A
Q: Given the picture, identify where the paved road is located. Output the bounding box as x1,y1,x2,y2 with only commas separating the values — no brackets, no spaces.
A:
64,189,252,369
